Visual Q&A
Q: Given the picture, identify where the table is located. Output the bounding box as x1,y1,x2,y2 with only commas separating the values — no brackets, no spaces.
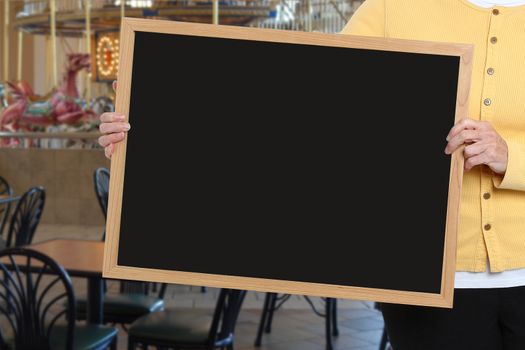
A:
27,239,105,324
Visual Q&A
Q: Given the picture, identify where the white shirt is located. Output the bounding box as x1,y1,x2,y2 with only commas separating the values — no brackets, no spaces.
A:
455,0,525,289
456,261,525,289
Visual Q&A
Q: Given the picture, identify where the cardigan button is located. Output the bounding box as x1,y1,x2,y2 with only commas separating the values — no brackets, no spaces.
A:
490,37,498,44
492,9,500,15
484,98,492,106
487,67,495,75
483,192,491,200
484,224,492,231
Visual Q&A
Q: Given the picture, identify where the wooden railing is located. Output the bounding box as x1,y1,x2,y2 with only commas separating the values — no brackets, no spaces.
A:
0,131,101,149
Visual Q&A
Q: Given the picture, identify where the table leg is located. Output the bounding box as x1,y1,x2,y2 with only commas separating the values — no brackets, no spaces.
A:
325,298,333,350
87,277,104,324
332,298,339,336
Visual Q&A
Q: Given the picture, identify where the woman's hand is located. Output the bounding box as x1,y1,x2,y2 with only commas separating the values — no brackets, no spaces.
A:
99,81,131,159
445,118,508,174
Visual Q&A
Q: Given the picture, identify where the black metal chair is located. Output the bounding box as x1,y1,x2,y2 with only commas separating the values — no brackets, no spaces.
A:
255,293,339,350
0,247,118,349
94,168,110,221
3,186,45,249
0,176,13,239
94,168,110,243
128,288,247,350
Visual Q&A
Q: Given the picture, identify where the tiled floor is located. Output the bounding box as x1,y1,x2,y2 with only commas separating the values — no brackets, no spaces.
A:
33,224,387,350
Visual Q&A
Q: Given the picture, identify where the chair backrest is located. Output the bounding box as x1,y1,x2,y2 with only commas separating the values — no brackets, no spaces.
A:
0,247,76,350
93,168,168,298
6,187,46,248
0,176,13,237
93,168,110,219
207,289,247,347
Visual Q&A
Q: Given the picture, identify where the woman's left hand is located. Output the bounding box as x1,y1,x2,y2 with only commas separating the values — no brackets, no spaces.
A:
445,118,508,175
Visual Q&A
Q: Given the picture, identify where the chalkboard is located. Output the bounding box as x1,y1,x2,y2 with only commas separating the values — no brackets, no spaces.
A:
103,18,473,308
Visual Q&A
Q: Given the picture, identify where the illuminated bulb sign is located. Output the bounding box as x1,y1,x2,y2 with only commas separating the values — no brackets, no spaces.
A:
96,33,120,81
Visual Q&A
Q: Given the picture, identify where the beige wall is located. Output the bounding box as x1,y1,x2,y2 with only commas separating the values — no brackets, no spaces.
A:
0,148,110,226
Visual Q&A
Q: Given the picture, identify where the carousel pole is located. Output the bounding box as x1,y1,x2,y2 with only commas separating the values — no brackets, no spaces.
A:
85,0,91,100
50,0,58,86
17,30,23,81
305,0,312,32
212,0,219,24
3,0,10,82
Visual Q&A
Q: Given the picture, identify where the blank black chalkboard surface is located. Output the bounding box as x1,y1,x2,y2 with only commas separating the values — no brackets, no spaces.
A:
103,18,473,308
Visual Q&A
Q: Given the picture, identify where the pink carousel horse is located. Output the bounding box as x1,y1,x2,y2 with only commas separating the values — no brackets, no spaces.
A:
0,54,96,145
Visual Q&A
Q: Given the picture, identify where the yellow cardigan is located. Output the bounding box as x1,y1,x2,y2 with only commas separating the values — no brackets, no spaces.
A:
342,0,525,272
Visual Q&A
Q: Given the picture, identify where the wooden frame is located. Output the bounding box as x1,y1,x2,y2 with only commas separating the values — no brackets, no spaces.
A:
103,18,473,308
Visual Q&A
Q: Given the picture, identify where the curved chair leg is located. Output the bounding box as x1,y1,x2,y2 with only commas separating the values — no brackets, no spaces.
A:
265,293,277,333
332,298,339,336
110,337,117,350
255,293,272,346
127,338,134,350
379,327,389,350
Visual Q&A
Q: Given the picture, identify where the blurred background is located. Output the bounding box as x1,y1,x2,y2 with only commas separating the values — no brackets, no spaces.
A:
0,1,391,349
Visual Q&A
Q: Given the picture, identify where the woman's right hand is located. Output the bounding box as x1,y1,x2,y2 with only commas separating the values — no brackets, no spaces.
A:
98,81,131,159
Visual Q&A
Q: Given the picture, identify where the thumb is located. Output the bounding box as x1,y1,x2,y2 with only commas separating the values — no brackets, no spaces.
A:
112,80,118,92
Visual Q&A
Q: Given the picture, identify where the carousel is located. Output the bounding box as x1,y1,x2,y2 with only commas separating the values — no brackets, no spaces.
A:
0,0,359,148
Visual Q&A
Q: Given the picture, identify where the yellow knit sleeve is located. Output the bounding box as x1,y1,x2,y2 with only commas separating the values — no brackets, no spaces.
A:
340,0,385,37
493,140,525,192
